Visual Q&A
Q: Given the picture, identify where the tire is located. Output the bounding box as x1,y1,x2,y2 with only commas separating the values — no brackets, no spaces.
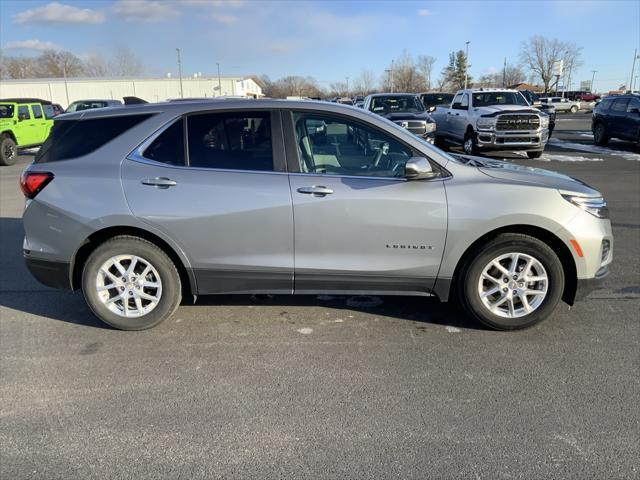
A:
457,233,565,330
570,105,578,113
463,130,478,155
0,134,17,166
82,236,182,330
593,123,609,146
526,150,543,159
434,134,447,150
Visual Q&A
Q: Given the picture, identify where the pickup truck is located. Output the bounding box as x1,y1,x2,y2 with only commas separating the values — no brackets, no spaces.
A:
364,93,437,143
0,100,54,166
539,96,581,113
430,88,550,158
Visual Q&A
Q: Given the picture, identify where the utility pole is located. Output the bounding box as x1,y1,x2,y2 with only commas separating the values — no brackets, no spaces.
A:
464,41,470,89
62,64,70,107
390,60,395,92
590,70,597,93
502,57,507,88
176,48,184,99
216,62,222,96
630,49,639,92
345,76,349,96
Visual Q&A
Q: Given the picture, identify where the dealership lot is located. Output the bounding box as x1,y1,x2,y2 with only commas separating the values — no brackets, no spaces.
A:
1,114,638,479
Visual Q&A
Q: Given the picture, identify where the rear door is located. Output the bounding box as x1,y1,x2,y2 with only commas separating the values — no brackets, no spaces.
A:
121,110,294,294
284,110,447,294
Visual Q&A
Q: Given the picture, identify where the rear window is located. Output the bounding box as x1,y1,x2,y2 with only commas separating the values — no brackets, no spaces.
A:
0,104,14,118
598,98,614,110
35,114,153,163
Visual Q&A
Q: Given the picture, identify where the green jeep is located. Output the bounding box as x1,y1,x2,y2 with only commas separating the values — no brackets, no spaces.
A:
0,102,54,166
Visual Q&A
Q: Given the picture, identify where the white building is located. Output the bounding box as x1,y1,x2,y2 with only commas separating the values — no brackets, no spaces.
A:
0,75,264,108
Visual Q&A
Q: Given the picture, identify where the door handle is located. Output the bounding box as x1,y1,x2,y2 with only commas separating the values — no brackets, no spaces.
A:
297,186,334,196
454,113,460,116
141,177,177,188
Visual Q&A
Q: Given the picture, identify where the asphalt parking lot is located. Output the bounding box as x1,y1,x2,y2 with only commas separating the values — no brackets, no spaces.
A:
1,113,638,479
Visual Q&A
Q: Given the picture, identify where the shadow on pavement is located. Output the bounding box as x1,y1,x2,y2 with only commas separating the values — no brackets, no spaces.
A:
0,217,483,331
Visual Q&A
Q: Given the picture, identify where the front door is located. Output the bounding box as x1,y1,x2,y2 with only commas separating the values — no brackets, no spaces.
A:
15,105,38,146
285,111,447,294
121,111,294,294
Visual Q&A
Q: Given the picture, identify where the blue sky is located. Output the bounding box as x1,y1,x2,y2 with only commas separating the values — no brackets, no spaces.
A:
1,0,639,91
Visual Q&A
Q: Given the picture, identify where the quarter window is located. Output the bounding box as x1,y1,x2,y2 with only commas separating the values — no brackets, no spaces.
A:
293,113,412,178
143,119,185,166
626,98,639,112
31,104,43,119
186,112,273,171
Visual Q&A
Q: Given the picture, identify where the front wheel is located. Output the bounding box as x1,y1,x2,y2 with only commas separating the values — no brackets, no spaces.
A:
570,105,578,113
593,123,609,146
457,233,565,330
82,236,182,330
463,130,478,155
0,134,17,166
526,150,543,159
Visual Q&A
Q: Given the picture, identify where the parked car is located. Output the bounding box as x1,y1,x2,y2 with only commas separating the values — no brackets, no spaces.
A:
419,92,455,112
577,93,600,102
592,93,640,145
21,100,612,331
0,100,53,166
539,97,581,113
430,88,550,158
519,90,556,137
364,93,436,143
66,99,123,113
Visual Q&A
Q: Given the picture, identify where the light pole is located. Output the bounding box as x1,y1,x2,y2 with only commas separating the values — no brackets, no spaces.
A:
464,41,470,89
176,48,184,99
630,49,640,92
216,62,222,96
590,70,597,93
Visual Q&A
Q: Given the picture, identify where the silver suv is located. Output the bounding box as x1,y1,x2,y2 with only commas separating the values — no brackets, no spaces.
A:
21,100,612,330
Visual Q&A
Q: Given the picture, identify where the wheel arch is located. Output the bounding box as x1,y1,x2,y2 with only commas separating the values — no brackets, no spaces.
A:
439,224,577,305
70,225,196,300
1,130,17,143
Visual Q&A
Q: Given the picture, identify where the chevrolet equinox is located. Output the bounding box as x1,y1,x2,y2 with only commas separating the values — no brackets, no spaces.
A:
21,100,612,330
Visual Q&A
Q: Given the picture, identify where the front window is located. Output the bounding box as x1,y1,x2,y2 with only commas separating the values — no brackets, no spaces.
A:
18,105,30,120
293,113,412,178
370,96,425,114
0,104,14,118
472,91,528,107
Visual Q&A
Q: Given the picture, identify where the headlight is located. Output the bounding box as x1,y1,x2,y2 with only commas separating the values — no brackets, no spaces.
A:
539,114,549,128
425,122,436,133
476,117,496,130
562,194,609,219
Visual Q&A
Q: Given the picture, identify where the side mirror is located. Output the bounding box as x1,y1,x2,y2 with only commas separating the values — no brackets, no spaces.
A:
629,107,640,114
404,157,438,180
427,105,436,113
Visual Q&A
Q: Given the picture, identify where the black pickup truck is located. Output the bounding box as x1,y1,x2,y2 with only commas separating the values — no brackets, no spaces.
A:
363,93,437,143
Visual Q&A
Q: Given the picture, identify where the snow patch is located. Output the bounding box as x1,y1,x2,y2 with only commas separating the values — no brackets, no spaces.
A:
548,138,640,161
445,326,461,333
539,154,604,162
296,328,313,335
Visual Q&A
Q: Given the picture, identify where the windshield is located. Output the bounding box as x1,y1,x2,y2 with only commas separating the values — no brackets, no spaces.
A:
370,96,425,114
472,92,528,107
0,104,14,118
421,94,454,107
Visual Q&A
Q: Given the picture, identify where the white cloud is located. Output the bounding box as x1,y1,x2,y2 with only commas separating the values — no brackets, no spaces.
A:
211,13,237,24
417,9,432,17
13,2,105,25
113,0,180,22
4,39,60,51
182,0,244,6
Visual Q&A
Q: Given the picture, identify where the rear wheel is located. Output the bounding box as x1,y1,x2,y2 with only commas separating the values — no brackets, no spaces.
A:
570,105,578,113
0,134,17,166
82,236,181,330
526,150,543,159
593,123,609,146
457,233,564,330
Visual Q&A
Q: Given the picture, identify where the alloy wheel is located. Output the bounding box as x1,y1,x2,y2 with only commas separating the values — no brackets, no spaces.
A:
477,252,548,318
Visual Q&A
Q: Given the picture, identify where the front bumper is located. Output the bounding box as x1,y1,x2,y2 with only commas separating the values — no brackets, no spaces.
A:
476,128,549,150
24,253,72,290
574,266,609,302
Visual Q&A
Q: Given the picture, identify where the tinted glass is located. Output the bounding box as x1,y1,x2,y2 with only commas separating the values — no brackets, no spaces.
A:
293,113,412,178
187,112,273,171
598,98,613,110
472,92,528,106
18,105,30,120
628,98,640,111
611,99,629,112
31,104,43,119
421,94,453,107
35,114,152,163
43,105,55,119
143,118,185,166
369,96,424,114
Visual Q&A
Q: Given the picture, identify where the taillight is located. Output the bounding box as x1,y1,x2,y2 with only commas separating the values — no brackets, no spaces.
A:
20,171,54,199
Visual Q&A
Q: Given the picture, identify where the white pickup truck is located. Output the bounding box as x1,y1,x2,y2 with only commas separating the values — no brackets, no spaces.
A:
430,88,550,158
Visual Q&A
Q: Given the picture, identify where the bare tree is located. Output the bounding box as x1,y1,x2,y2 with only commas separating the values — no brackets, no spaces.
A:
503,64,526,87
416,55,436,91
109,46,144,76
519,36,582,93
83,53,108,77
38,49,84,77
380,50,428,93
351,69,376,95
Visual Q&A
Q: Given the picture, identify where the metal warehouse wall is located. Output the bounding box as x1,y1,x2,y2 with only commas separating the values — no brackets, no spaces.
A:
0,76,263,108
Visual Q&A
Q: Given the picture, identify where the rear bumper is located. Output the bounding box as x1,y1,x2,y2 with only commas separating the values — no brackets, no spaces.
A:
24,254,72,290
